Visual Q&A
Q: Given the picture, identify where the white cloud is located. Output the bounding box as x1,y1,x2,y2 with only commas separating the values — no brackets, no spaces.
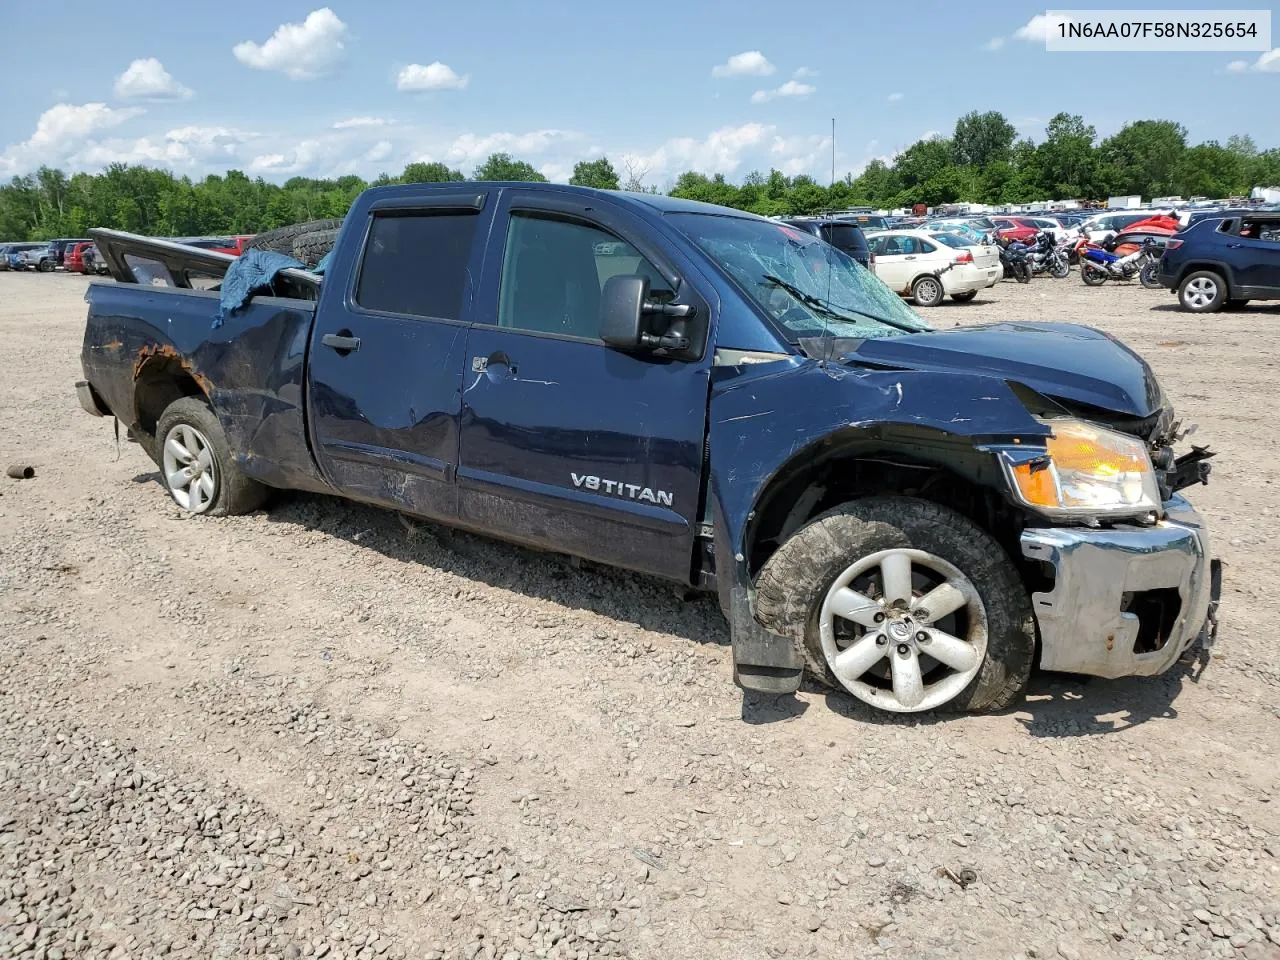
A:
396,62,469,92
113,58,193,101
73,125,253,170
1014,13,1072,43
0,102,143,174
365,140,394,163
792,66,817,79
621,122,774,181
770,134,832,177
444,129,579,167
919,130,941,142
750,80,816,103
1226,48,1280,72
887,92,904,103
233,8,347,80
540,162,572,183
712,50,775,78
333,116,390,129
983,36,1006,51
248,139,323,174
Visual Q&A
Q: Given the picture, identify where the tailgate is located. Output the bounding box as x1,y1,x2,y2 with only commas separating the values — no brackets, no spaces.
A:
89,228,321,301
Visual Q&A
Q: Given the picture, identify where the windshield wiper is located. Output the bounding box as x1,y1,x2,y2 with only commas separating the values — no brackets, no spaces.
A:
761,275,922,335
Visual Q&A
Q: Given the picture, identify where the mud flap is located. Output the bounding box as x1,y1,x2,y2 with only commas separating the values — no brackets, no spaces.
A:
729,585,804,694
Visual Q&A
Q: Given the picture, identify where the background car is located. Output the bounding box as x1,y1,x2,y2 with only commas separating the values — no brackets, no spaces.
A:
64,241,94,274
1079,212,1162,243
7,242,53,271
1159,212,1280,312
779,217,873,269
45,238,91,267
865,229,999,306
923,219,990,245
989,217,1040,244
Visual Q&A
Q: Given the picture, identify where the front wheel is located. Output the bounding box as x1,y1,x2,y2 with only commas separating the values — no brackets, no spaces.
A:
1050,260,1070,279
37,259,54,273
1139,262,1162,289
156,397,269,516
1081,264,1108,286
754,498,1035,714
1015,262,1031,283
911,275,945,307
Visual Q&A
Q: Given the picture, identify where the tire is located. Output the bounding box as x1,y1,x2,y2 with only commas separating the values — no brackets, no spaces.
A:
1225,298,1250,310
1050,260,1070,279
37,258,54,273
291,228,340,268
1139,262,1162,289
911,275,945,307
247,218,344,258
1178,270,1226,313
1081,264,1108,286
1015,263,1031,283
155,397,268,516
950,290,977,303
755,497,1035,714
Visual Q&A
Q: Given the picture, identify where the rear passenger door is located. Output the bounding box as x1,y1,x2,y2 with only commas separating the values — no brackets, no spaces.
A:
307,191,491,520
868,235,916,292
456,190,712,582
1232,217,1280,293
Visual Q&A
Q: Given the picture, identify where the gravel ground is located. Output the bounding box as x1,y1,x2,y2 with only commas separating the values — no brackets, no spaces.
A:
0,271,1278,960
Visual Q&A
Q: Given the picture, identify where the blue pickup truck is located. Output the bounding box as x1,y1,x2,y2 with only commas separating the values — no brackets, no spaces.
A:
77,183,1220,716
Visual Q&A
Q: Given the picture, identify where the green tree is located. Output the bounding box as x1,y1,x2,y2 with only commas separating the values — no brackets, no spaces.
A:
473,153,547,182
1173,142,1247,198
1098,120,1187,197
400,162,464,183
568,157,620,190
1036,113,1099,199
952,111,1016,167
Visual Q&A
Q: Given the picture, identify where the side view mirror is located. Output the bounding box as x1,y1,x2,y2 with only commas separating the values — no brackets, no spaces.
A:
599,274,695,353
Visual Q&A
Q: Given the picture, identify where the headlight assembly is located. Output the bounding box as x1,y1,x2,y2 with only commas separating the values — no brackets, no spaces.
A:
1000,418,1161,519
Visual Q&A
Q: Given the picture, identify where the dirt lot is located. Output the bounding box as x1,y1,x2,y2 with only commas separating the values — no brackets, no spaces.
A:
1,271,1277,960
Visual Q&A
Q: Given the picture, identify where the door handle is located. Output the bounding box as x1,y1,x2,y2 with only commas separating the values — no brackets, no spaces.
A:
904,255,917,260
322,332,361,354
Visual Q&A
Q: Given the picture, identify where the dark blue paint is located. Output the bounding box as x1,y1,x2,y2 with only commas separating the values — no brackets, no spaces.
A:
1158,214,1280,300
80,181,1185,688
849,322,1165,417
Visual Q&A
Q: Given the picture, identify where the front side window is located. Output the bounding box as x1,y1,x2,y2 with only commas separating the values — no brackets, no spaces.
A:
494,212,672,340
355,211,479,320
672,214,930,341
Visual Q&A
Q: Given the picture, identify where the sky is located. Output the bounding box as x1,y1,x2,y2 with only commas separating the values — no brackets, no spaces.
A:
0,1,1277,189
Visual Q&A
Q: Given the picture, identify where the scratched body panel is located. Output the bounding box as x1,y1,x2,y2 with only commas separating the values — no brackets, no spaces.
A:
706,359,1051,615
82,282,327,493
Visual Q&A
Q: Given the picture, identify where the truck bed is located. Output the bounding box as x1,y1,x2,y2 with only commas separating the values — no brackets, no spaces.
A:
82,281,329,495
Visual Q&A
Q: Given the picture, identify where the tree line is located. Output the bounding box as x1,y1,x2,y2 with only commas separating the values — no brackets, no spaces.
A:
2,111,1277,241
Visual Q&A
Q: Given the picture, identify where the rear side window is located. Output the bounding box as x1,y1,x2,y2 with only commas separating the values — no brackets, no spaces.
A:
355,211,479,320
1241,218,1280,243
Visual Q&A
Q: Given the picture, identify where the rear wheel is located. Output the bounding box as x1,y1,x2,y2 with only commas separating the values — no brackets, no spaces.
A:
156,398,268,516
1178,271,1226,313
1081,264,1108,286
754,498,1035,714
37,258,54,273
911,275,945,307
950,290,977,303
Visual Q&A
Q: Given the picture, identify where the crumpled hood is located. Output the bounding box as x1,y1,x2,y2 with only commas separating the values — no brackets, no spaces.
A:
848,322,1163,418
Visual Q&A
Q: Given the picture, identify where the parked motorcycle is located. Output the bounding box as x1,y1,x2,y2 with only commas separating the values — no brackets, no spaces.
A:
1026,232,1070,279
1075,236,1163,287
997,237,1032,283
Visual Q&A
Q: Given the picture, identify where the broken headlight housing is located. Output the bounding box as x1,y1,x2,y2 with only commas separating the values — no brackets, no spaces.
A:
999,417,1161,520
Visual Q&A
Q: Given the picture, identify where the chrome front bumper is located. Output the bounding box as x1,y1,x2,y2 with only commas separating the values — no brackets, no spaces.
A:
1020,494,1219,679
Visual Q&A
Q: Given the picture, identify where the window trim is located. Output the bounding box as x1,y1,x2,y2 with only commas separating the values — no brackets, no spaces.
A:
482,208,671,346
347,205,483,325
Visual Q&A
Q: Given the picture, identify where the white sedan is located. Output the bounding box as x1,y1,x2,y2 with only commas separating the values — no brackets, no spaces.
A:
865,230,1000,306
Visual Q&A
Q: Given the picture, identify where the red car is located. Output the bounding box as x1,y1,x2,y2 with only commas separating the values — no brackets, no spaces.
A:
990,217,1040,243
182,235,256,256
64,241,94,274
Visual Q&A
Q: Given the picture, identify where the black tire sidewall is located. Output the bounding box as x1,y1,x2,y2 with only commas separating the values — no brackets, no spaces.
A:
1081,264,1107,286
951,291,977,303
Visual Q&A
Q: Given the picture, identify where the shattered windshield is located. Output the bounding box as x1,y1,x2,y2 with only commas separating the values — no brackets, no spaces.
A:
671,213,931,340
